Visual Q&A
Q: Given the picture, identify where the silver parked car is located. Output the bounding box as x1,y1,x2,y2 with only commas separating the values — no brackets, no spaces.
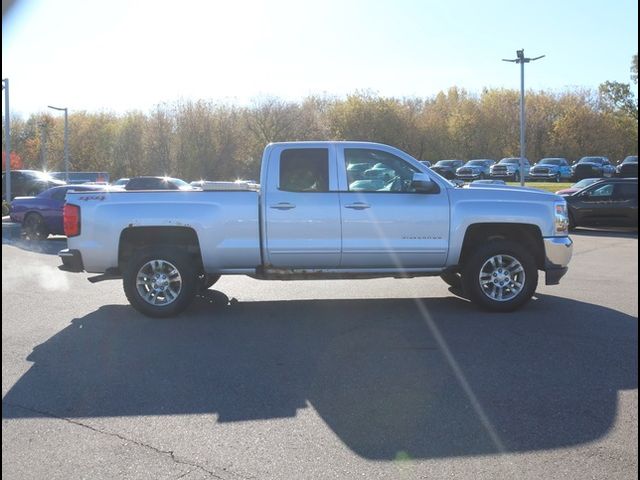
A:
455,159,495,181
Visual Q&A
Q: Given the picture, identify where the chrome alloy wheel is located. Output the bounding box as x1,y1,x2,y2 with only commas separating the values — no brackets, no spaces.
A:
478,254,525,302
136,259,183,306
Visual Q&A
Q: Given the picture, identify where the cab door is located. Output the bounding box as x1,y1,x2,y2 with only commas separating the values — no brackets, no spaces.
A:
263,145,342,269
338,146,449,269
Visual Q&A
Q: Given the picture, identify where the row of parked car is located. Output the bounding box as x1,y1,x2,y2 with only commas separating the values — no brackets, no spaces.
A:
422,155,638,182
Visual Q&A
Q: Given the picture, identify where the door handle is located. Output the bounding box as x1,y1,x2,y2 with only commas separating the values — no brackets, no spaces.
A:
270,202,296,210
345,203,371,210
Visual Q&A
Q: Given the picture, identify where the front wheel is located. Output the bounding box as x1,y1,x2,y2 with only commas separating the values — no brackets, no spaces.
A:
123,248,198,317
513,171,520,182
461,240,538,312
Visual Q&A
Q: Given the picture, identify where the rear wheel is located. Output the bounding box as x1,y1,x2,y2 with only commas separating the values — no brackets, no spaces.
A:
123,248,198,317
462,240,537,312
22,213,48,241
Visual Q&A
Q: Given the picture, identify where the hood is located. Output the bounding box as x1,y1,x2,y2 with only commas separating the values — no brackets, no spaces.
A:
464,183,548,194
573,162,603,168
432,165,455,170
492,163,519,169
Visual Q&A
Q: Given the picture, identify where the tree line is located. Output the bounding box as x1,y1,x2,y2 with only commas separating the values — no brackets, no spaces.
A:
3,84,638,181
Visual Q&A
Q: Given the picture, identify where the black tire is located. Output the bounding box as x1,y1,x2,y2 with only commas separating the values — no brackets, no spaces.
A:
22,213,48,241
440,271,462,289
514,171,520,182
461,240,538,312
555,174,561,183
123,247,198,317
198,273,221,292
568,212,577,231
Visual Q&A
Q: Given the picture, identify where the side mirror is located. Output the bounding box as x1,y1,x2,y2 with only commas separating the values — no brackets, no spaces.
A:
411,172,437,193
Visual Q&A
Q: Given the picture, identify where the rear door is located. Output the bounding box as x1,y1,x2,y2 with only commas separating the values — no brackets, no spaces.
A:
612,182,638,226
264,145,342,268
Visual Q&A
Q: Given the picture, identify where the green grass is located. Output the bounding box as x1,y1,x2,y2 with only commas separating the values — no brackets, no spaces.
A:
506,182,572,193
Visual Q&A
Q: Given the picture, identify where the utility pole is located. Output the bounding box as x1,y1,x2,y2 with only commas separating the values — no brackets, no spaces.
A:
40,123,47,171
2,78,10,202
502,49,545,186
48,105,69,181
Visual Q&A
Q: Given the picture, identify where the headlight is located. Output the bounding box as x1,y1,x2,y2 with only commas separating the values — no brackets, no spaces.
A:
554,201,569,235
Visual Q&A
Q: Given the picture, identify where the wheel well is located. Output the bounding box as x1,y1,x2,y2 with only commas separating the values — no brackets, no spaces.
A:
118,227,203,272
460,223,545,269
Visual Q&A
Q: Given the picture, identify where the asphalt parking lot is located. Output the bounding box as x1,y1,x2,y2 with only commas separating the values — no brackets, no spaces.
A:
2,227,638,480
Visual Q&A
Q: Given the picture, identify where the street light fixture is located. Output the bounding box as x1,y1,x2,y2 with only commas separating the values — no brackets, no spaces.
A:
502,49,545,186
2,78,11,202
48,105,69,182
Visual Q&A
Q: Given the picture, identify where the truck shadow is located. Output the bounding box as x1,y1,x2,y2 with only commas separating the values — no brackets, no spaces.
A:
2,293,637,460
1,229,67,255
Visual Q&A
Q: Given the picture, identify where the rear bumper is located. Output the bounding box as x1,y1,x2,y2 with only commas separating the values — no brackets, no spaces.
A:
58,248,84,272
543,236,573,285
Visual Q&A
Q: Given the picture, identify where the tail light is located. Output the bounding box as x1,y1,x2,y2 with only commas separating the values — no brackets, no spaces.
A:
63,204,81,237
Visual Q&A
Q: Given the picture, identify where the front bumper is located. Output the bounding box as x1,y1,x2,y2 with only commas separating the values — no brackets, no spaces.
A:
529,173,558,180
456,172,482,179
490,171,516,178
543,236,573,285
58,248,85,272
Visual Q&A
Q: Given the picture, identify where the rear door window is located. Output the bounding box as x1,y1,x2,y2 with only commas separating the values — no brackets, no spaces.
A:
279,149,329,192
613,183,638,200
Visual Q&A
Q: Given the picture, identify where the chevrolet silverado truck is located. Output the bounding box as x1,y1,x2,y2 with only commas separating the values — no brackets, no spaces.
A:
58,141,573,317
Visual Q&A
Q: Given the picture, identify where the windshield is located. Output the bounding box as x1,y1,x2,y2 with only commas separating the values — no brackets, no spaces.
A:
30,171,57,181
538,159,563,165
466,160,489,166
434,160,459,167
622,156,638,164
170,178,191,188
578,157,604,164
572,178,601,189
499,158,521,164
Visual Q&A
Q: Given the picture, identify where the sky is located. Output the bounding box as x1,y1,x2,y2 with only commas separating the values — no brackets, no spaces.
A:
2,0,638,116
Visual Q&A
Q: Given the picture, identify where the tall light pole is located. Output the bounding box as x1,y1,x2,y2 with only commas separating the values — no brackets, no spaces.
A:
40,122,48,171
502,49,545,186
2,78,10,202
48,105,69,182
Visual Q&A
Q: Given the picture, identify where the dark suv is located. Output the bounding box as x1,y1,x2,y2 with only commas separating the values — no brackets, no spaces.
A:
565,178,638,229
2,170,66,200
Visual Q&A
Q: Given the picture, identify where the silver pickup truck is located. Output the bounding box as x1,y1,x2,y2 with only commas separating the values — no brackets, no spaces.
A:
59,141,573,317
